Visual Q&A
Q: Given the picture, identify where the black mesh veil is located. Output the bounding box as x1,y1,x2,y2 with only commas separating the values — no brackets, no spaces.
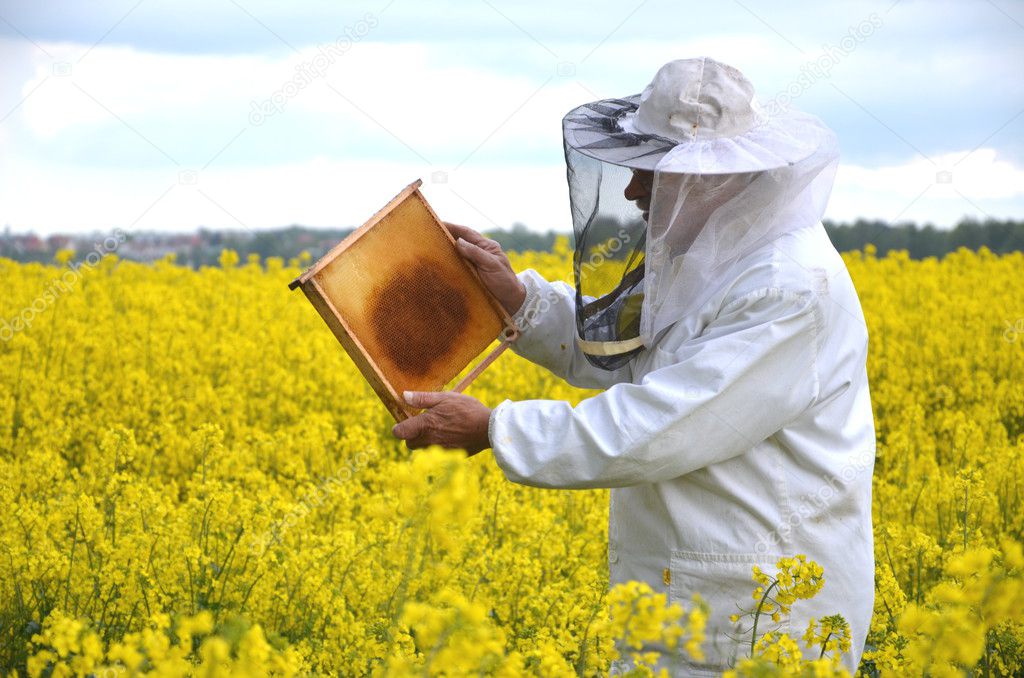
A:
565,144,648,370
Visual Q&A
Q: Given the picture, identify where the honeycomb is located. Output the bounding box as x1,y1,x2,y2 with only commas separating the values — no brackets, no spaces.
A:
310,186,505,405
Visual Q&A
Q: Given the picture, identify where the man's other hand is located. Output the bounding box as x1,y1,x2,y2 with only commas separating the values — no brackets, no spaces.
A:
444,222,527,317
391,391,492,455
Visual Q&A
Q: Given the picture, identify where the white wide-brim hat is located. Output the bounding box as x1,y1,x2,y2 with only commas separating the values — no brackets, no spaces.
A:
562,57,831,175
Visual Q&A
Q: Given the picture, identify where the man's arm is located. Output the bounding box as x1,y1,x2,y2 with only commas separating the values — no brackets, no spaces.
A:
488,286,822,488
447,222,631,390
507,268,633,390
392,224,634,452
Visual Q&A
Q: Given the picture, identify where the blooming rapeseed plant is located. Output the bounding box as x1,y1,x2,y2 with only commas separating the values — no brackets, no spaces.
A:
0,243,1022,675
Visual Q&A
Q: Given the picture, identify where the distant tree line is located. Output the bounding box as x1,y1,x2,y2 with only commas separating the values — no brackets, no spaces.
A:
821,217,1024,258
2,217,1022,268
488,217,1024,260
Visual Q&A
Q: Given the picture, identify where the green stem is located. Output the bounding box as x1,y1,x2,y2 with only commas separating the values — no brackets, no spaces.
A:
750,580,779,657
64,506,80,612
818,631,832,660
962,480,970,550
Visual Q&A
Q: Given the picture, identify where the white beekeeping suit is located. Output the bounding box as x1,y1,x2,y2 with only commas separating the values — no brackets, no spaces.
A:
488,57,876,675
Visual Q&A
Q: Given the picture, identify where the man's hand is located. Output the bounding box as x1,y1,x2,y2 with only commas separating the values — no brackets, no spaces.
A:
444,222,527,316
391,391,492,455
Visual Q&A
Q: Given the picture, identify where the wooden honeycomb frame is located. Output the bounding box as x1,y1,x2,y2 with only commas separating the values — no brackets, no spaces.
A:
289,179,519,422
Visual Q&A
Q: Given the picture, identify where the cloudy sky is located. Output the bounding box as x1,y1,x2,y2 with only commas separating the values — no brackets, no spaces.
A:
1,0,1022,235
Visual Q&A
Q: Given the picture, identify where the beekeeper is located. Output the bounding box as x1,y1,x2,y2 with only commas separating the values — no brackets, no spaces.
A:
393,57,876,675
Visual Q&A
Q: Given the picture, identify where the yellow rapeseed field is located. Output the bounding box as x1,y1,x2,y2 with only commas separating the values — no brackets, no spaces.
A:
1,241,1022,676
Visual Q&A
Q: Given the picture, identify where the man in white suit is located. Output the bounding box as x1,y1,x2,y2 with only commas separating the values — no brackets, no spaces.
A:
393,57,876,675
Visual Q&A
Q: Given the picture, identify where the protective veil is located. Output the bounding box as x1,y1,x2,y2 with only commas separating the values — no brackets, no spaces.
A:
562,57,839,368
490,57,876,675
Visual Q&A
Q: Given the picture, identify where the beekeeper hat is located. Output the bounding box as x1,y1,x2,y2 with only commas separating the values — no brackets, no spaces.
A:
562,56,823,175
560,56,841,370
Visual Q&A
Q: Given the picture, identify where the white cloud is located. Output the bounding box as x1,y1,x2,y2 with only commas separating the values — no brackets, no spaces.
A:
1,37,582,232
839,148,1024,199
6,147,1021,234
18,42,287,140
12,37,589,158
2,34,1023,234
0,156,570,233
830,148,1024,225
7,34,830,163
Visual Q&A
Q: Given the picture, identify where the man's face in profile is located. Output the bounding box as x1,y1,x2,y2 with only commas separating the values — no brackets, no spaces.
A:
623,169,655,222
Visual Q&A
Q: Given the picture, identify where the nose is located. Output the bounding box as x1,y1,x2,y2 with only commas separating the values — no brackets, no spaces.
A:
623,171,651,201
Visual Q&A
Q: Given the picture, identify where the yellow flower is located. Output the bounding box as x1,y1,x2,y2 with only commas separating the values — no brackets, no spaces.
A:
2,244,1024,675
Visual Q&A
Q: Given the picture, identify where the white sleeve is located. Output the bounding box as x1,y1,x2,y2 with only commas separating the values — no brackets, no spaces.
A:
489,286,822,489
506,268,633,390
